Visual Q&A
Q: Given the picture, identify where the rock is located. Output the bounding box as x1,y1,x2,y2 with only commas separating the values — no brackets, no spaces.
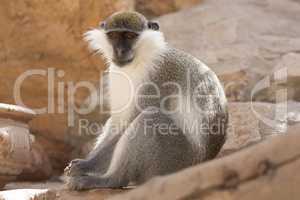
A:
65,87,110,159
223,102,266,155
135,0,202,18
29,89,109,171
253,53,300,102
157,0,300,102
29,88,110,171
223,101,300,156
109,126,300,200
0,104,51,188
0,181,124,200
32,133,73,174
0,103,35,123
29,114,73,173
29,91,109,174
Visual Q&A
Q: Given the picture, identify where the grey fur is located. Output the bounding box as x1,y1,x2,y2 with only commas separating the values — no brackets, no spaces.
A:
64,14,228,190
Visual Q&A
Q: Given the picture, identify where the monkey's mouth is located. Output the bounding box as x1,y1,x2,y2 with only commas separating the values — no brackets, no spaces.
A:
113,57,134,67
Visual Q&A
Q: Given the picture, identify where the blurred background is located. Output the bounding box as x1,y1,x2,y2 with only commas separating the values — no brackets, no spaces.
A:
0,0,300,198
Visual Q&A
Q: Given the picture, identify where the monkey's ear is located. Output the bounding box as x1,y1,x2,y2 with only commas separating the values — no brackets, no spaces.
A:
99,22,106,29
148,21,160,31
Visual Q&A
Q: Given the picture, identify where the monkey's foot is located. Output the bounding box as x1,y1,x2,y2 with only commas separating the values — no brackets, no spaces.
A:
65,176,97,190
64,159,91,177
65,176,122,190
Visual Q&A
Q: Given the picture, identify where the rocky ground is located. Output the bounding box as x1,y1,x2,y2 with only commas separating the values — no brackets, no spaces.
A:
1,101,300,199
0,0,300,199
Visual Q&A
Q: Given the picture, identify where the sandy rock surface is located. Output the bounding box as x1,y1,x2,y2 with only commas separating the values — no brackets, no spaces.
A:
0,130,52,188
135,0,202,18
0,181,124,200
1,124,298,200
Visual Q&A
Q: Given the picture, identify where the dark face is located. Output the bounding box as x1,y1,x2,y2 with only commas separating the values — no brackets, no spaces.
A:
106,31,139,66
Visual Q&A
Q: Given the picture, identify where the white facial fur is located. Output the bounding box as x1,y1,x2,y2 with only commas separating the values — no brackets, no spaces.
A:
84,28,167,118
84,28,167,69
84,29,114,64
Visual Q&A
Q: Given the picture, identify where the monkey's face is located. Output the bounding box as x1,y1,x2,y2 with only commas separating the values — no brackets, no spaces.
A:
84,11,164,68
106,31,139,67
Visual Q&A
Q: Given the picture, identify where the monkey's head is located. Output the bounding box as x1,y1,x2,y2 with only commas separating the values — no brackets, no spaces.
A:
85,11,165,67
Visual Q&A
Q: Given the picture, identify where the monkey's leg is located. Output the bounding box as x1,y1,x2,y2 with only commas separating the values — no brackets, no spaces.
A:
65,117,123,176
66,107,193,190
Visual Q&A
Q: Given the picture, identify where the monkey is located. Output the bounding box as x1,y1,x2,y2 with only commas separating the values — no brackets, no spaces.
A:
64,11,228,190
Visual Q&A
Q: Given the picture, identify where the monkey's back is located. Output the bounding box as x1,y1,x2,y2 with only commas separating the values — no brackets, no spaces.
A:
151,47,229,161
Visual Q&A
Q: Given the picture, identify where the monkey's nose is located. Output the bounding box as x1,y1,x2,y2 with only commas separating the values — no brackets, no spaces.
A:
116,48,126,57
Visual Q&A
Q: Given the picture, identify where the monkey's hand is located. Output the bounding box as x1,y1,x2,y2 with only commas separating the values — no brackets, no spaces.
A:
64,159,91,177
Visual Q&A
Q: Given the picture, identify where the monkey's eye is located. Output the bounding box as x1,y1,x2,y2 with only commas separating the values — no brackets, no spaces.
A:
107,32,120,40
124,32,138,40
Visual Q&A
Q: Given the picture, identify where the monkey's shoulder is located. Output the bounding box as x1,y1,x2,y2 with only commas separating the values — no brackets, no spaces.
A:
154,47,215,81
163,48,209,72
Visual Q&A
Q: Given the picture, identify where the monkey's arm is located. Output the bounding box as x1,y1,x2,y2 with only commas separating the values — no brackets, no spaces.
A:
87,117,123,159
65,117,126,176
